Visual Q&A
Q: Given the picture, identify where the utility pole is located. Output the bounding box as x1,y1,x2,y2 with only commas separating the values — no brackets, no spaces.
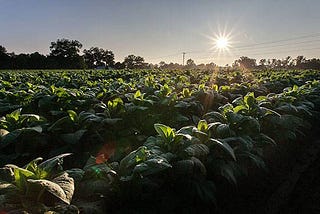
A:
182,52,186,66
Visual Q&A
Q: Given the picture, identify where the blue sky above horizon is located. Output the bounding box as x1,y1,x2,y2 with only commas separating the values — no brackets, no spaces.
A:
1,0,319,65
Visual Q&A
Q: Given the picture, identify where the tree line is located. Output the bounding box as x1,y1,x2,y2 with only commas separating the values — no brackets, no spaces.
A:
1,38,320,70
232,56,320,70
0,39,147,69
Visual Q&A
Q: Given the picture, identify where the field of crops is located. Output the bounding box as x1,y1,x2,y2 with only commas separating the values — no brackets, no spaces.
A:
0,68,320,213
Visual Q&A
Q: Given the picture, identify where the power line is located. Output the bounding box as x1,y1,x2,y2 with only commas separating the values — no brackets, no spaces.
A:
194,47,320,62
180,38,320,59
146,32,320,63
235,32,320,49
234,39,320,51
184,32,320,54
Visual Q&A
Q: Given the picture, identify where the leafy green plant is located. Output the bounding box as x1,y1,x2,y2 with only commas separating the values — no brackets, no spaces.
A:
0,153,74,212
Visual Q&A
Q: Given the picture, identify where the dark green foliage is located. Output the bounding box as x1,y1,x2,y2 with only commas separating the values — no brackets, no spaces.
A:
0,68,319,212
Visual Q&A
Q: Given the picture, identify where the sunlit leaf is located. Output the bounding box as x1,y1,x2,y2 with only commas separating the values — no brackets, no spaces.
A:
67,110,78,122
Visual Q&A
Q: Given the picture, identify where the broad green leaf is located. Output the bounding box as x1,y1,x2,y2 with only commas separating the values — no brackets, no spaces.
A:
260,107,281,117
119,146,148,175
24,157,47,178
182,88,191,97
218,161,237,185
154,124,175,141
197,120,208,132
207,122,222,130
177,126,194,135
108,97,123,109
0,181,19,194
192,129,208,142
216,124,231,138
211,84,218,91
67,110,77,122
209,138,236,161
0,104,21,114
275,104,298,113
232,96,244,106
244,92,255,107
175,133,192,141
84,164,115,179
185,144,210,158
203,111,227,123
60,129,87,145
238,151,266,169
173,159,194,176
20,114,40,121
6,165,35,190
218,103,233,114
174,101,190,108
238,117,260,135
134,90,141,99
233,105,247,113
0,129,21,148
292,85,299,91
256,96,267,102
256,133,276,146
9,108,22,121
50,85,55,93
220,85,231,91
38,153,72,176
175,114,189,122
23,126,42,133
0,166,14,182
133,157,172,177
47,116,71,132
52,172,74,204
174,157,206,177
28,172,74,204
135,147,147,162
65,168,85,183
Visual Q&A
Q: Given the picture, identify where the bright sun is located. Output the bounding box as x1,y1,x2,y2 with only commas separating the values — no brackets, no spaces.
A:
216,37,229,49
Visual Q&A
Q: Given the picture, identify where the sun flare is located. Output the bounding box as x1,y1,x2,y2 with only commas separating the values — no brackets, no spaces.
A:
216,37,229,49
205,26,235,63
215,37,229,50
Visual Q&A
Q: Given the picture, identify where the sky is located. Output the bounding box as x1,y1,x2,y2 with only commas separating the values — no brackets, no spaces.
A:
0,0,320,65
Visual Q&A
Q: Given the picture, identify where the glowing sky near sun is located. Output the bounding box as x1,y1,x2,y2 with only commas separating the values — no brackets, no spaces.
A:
0,0,319,66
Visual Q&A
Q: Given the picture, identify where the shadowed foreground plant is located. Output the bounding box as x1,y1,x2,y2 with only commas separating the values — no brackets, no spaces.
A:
0,153,77,213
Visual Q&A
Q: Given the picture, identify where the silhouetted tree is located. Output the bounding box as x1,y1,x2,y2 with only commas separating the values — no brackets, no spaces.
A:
304,58,320,69
29,52,47,69
2,41,320,70
0,45,11,69
281,56,293,68
233,56,256,69
159,61,166,69
49,38,85,69
12,54,30,69
123,55,146,69
0,45,6,54
149,63,158,69
186,58,196,69
83,47,115,68
114,62,125,69
295,55,306,69
205,62,216,70
258,59,267,69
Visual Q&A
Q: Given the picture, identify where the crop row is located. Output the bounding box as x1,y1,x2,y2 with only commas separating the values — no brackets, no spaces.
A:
0,69,319,213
